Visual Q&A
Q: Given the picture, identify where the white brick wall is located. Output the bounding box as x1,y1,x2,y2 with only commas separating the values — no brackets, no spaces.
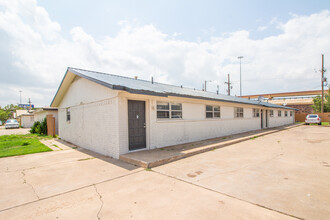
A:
269,109,295,127
118,93,295,155
58,77,120,158
21,115,34,128
57,78,294,158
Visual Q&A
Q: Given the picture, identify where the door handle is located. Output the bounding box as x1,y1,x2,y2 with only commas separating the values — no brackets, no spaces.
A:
144,123,146,128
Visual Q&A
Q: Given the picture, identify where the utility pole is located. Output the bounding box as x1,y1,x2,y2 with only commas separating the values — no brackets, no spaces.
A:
225,74,232,96
321,54,325,113
28,98,32,112
238,56,244,96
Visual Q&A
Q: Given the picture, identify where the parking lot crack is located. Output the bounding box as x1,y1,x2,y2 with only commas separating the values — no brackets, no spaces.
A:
21,170,40,200
93,184,103,220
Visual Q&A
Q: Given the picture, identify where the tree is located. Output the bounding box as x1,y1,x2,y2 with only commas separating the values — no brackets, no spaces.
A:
0,109,11,122
0,104,24,123
312,88,330,112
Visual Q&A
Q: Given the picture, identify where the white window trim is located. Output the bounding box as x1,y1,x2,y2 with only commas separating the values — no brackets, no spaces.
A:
253,108,260,118
234,107,244,118
270,110,274,117
157,102,182,119
206,105,221,119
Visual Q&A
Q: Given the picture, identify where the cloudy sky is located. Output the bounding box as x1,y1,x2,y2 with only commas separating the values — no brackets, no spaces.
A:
0,0,330,107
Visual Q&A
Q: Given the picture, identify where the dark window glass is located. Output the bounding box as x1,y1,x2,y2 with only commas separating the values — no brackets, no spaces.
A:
214,112,220,118
171,111,182,118
206,112,213,118
171,103,182,111
206,105,213,111
157,103,169,110
213,106,220,112
157,111,169,118
66,108,71,121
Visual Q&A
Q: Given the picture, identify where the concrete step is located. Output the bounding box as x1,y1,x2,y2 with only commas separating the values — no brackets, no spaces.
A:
120,124,302,168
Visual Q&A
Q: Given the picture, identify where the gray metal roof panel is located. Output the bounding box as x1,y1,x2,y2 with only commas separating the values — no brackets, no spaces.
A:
68,67,295,110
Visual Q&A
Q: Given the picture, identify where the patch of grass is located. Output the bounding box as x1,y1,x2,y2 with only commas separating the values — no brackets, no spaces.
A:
0,134,52,158
52,144,62,150
222,137,227,140
277,140,281,144
77,157,94,161
145,168,152,171
306,122,329,126
250,136,258,140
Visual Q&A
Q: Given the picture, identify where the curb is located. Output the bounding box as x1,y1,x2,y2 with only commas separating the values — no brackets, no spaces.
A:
120,124,302,168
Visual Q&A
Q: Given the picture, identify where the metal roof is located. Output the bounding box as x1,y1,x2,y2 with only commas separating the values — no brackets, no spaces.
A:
54,67,295,110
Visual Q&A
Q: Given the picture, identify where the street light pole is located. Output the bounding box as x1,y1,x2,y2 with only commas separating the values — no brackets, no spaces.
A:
19,90,22,105
238,56,244,96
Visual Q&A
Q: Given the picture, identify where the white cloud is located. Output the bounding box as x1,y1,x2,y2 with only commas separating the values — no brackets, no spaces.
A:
0,1,329,107
257,26,267,31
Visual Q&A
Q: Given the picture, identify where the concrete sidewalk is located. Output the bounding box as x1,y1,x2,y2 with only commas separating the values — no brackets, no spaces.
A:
1,125,328,219
120,124,301,168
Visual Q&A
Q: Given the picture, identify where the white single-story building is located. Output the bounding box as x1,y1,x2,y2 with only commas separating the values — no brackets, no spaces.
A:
19,114,34,128
51,67,295,159
34,107,58,134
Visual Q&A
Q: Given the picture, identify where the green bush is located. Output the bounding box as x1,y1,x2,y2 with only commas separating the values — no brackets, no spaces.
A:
30,121,40,134
30,118,47,135
40,118,47,135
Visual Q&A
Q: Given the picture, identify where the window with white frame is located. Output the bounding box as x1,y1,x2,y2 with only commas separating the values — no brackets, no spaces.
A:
157,102,182,119
278,110,282,117
234,107,244,118
270,110,274,117
290,111,293,116
253,108,260,117
285,111,288,117
206,105,220,118
66,108,71,121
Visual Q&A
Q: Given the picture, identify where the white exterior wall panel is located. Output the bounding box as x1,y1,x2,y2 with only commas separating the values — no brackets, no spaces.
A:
58,77,120,158
268,110,295,127
57,80,294,158
148,100,260,149
34,111,48,122
117,93,286,155
21,115,34,128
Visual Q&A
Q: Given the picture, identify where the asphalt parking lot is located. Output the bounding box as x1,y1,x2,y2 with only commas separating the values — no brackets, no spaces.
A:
0,125,329,219
0,127,30,135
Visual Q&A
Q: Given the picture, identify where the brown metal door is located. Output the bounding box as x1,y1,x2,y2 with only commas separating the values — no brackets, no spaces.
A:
128,100,146,151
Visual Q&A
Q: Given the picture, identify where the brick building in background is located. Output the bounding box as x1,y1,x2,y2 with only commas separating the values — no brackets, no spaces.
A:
241,90,326,114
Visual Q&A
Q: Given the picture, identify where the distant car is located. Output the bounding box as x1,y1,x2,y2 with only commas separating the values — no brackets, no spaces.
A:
305,114,321,125
5,119,20,129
